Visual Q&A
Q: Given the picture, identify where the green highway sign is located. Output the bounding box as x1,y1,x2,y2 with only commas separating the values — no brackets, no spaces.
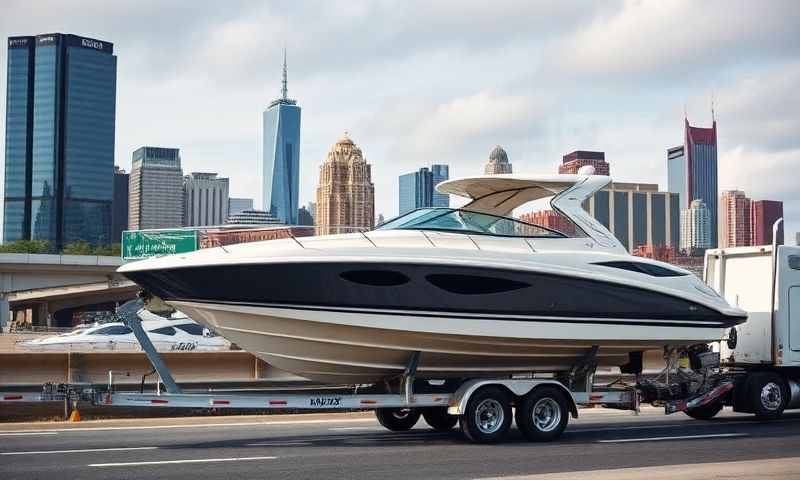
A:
122,230,198,260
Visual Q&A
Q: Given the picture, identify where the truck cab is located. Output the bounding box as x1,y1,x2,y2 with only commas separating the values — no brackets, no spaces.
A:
704,243,800,417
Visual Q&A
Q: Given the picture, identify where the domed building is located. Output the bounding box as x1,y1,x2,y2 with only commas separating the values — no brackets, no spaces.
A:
484,145,513,175
315,132,375,235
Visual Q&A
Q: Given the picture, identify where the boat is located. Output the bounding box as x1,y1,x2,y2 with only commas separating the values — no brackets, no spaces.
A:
118,170,747,383
17,310,230,352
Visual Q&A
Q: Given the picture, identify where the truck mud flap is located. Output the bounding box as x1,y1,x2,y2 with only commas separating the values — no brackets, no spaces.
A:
665,382,734,415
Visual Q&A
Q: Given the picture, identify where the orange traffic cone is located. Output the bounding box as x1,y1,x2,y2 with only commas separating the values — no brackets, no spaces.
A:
68,408,81,422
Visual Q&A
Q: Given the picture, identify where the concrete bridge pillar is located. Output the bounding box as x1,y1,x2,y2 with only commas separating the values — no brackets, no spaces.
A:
0,294,9,333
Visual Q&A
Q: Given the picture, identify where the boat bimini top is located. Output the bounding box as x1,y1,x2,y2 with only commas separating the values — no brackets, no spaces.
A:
435,172,624,251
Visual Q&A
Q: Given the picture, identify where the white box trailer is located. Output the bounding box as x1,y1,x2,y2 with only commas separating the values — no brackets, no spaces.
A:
702,242,800,417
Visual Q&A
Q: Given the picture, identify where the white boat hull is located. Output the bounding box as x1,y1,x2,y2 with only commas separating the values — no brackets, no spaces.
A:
173,300,725,384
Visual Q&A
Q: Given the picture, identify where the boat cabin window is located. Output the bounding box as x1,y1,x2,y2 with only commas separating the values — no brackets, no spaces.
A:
94,325,133,336
594,261,688,277
376,208,567,238
175,323,205,336
149,326,176,336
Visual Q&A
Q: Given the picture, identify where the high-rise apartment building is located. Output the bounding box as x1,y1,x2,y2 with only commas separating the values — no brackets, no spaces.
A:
679,199,711,253
3,34,117,248
583,182,680,253
484,146,512,175
128,147,184,230
111,166,129,244
228,197,253,217
559,151,610,175
315,133,374,235
398,164,449,215
183,172,229,227
719,190,751,248
262,50,300,224
667,118,718,247
750,200,784,246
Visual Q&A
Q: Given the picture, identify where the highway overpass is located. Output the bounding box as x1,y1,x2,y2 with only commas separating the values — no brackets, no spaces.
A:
0,254,137,331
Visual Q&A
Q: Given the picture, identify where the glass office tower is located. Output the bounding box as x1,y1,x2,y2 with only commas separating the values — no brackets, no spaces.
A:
3,33,117,248
431,164,449,208
3,37,36,242
398,164,449,215
262,51,300,224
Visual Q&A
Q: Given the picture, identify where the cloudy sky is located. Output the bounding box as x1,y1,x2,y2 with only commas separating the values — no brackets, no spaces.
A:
1,0,799,237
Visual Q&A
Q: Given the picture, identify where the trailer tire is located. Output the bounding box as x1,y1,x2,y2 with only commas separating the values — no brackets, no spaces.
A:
515,386,570,442
422,407,458,431
749,372,787,420
684,401,723,420
459,386,512,443
375,408,421,431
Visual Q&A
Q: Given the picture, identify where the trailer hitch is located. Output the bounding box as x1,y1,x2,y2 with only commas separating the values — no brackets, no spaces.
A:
665,381,734,415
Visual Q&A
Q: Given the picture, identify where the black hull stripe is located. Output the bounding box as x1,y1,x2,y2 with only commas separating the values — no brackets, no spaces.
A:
171,298,736,329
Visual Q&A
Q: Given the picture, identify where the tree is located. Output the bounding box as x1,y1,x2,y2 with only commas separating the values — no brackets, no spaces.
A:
0,240,51,253
61,241,94,255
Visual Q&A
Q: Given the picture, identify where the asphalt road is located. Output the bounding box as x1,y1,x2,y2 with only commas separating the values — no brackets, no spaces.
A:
2,408,800,479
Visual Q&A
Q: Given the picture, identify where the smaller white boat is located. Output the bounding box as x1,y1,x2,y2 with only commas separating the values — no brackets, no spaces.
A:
17,311,230,352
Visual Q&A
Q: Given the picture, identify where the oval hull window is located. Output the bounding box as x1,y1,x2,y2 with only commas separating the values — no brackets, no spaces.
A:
426,274,530,295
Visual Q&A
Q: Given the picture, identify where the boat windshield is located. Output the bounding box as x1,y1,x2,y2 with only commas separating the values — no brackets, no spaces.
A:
375,208,567,238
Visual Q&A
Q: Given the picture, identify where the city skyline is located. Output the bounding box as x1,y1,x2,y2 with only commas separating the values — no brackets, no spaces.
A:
0,2,798,240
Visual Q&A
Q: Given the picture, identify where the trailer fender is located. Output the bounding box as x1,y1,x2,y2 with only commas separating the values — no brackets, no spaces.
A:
446,379,578,418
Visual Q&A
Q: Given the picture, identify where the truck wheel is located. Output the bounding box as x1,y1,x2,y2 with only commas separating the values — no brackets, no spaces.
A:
749,372,787,420
459,386,512,443
422,407,458,431
375,408,421,431
515,386,570,442
684,401,723,420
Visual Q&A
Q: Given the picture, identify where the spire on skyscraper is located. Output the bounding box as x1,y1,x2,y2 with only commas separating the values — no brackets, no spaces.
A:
281,47,288,101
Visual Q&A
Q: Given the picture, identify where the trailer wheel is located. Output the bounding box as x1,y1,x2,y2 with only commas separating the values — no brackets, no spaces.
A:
749,372,787,420
459,386,512,443
422,407,458,431
684,401,723,420
375,408,421,431
515,386,570,442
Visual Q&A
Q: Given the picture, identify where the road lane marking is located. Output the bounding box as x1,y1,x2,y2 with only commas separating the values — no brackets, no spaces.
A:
0,432,57,437
2,446,158,456
90,456,278,467
246,441,312,447
328,426,380,431
597,433,748,443
0,417,374,434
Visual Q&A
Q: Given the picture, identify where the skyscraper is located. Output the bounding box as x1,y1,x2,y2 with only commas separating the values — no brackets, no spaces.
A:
484,146,512,175
750,200,784,246
667,117,718,247
183,172,230,227
3,34,117,248
583,182,680,253
315,132,374,235
399,164,450,214
111,166,129,244
262,50,300,224
228,197,254,217
431,164,450,207
128,147,184,230
559,151,610,175
680,199,711,253
719,190,751,248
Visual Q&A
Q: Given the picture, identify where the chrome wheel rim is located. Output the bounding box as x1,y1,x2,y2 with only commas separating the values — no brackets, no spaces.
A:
391,409,411,420
761,382,783,411
474,399,504,434
533,398,562,432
